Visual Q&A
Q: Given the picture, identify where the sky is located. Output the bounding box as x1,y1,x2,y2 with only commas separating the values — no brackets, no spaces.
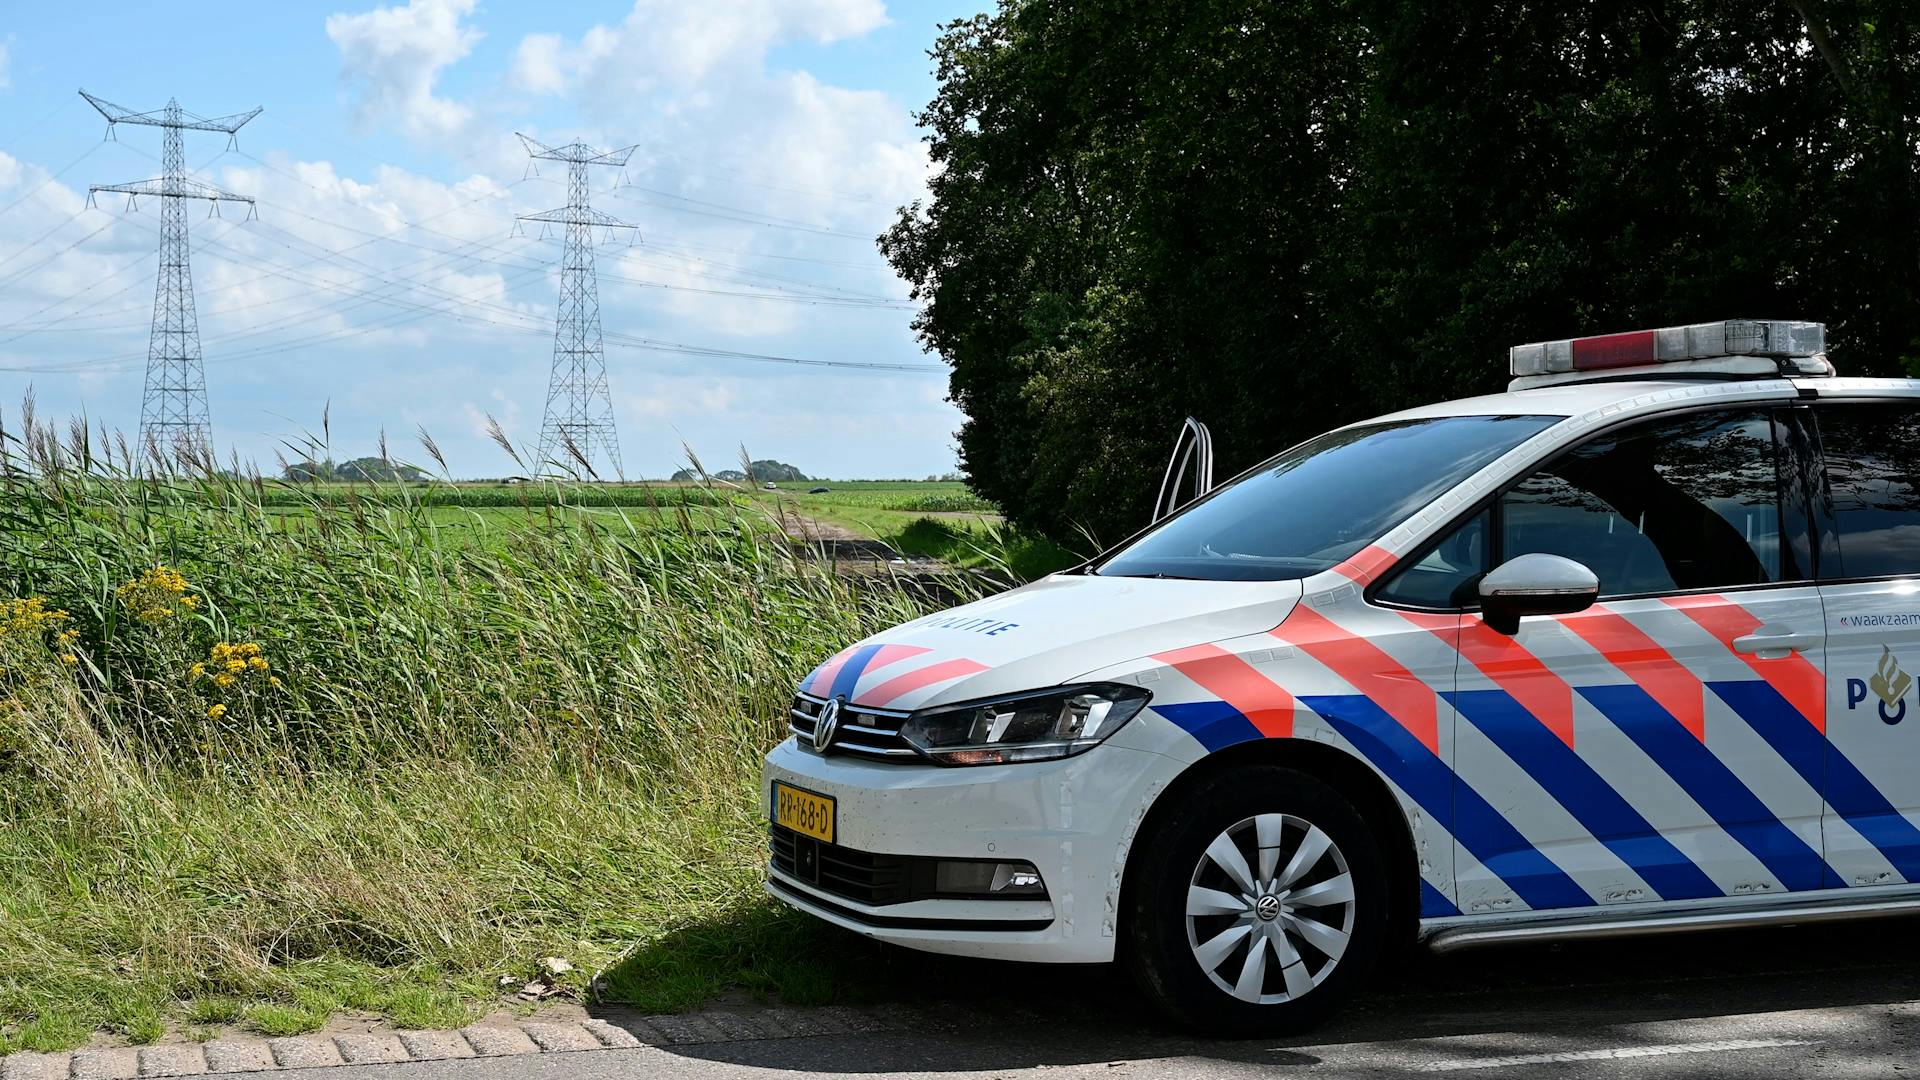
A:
0,0,980,480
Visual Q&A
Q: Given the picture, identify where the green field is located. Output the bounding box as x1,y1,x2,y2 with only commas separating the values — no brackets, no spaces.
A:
0,445,1043,1051
753,482,1081,580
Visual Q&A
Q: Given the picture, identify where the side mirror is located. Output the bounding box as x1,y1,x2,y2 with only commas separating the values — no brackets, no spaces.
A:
1478,553,1599,635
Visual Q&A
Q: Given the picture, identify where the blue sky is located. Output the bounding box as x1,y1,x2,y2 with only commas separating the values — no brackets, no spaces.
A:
0,1,979,479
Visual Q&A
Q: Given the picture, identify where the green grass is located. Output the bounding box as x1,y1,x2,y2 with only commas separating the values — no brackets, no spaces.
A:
765,481,997,514
250,482,733,510
0,422,988,1051
889,516,1083,580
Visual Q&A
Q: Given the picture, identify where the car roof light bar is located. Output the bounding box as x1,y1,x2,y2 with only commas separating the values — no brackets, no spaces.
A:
1510,319,1827,379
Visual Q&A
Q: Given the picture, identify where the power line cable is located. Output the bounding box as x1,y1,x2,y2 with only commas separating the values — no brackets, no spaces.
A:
0,141,102,221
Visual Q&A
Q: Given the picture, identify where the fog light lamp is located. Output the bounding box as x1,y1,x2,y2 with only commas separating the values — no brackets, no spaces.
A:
932,860,1046,897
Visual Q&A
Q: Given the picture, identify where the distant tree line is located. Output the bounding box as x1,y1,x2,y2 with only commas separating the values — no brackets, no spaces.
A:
669,459,810,483
883,0,1919,544
282,457,429,483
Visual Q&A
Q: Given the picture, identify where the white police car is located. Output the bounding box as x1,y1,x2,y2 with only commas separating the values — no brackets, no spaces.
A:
764,319,1920,1032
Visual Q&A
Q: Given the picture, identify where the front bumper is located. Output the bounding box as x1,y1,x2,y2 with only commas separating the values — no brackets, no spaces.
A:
762,736,1177,963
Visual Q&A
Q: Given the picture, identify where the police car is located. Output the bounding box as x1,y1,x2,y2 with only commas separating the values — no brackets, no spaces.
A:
764,319,1920,1032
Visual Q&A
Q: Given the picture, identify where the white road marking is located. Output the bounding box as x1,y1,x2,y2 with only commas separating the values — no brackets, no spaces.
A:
1418,1037,1816,1072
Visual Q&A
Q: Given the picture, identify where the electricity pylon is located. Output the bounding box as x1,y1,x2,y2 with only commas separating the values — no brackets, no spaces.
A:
516,133,636,479
82,90,259,466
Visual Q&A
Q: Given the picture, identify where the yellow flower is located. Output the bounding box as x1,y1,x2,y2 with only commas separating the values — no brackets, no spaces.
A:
213,673,235,689
268,676,283,689
206,703,227,719
224,659,246,674
189,662,206,678
248,657,268,671
117,567,195,624
60,654,76,666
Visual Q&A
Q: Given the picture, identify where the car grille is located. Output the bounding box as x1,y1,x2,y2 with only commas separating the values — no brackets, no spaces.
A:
789,692,918,759
769,825,911,905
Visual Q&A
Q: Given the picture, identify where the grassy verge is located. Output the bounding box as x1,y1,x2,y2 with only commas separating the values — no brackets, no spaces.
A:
0,425,982,1052
888,516,1084,581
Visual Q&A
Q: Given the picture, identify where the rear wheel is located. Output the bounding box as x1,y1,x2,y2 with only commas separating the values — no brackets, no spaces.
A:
1123,766,1388,1034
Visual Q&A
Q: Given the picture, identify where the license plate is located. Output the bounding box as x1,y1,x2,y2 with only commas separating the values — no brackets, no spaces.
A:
773,782,835,843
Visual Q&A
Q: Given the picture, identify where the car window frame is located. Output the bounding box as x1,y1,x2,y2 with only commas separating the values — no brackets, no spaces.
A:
1083,413,1565,583
1806,395,1920,586
1369,402,1818,613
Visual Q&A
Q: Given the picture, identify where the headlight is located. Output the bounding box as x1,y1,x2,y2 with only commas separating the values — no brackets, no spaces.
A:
898,683,1150,766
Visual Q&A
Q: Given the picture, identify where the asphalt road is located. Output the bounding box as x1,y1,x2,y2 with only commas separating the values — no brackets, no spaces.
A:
294,916,1920,1078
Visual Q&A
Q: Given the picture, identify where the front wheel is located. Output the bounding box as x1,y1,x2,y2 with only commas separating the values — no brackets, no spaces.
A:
1122,766,1388,1034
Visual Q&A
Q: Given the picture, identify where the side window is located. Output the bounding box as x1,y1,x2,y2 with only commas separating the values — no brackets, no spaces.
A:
1817,403,1920,580
1375,509,1489,608
1498,410,1786,597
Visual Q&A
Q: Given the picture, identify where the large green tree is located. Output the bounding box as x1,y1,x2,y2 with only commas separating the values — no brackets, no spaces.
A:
883,0,1919,545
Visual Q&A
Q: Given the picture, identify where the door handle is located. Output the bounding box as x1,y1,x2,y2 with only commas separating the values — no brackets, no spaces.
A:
1732,626,1821,659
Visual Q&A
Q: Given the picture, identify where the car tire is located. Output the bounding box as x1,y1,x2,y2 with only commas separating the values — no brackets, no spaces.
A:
1122,765,1389,1035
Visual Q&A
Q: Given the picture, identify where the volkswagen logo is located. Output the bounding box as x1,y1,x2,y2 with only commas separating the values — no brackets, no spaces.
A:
813,697,844,753
1253,895,1283,922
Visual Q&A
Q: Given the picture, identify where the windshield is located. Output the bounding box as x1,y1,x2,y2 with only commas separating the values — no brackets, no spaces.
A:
1096,414,1562,582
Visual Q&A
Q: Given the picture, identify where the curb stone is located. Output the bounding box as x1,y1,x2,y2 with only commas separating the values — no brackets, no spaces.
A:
0,1006,901,1078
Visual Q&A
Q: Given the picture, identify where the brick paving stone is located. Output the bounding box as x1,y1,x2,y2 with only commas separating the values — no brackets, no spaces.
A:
0,1052,70,1080
518,1024,600,1053
396,1031,475,1062
136,1045,208,1077
678,1015,736,1043
741,1009,810,1040
639,1016,700,1044
612,1018,673,1045
580,1020,643,1049
331,1034,410,1065
699,1013,769,1042
458,1026,539,1057
70,1048,140,1080
267,1037,343,1069
801,1006,877,1035
200,1041,276,1074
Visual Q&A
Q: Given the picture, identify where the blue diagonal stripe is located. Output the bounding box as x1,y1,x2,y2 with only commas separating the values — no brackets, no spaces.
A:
1153,701,1263,753
1301,693,1594,911
1451,689,1722,901
1420,879,1461,917
1579,684,1828,892
1711,679,1920,885
826,643,886,701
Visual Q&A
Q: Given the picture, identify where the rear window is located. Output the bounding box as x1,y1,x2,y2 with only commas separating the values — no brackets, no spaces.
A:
1818,402,1920,580
1095,414,1562,583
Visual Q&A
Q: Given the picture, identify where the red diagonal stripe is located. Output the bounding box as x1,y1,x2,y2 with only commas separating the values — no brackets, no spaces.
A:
1558,607,1706,741
1331,545,1399,586
1153,643,1295,737
856,657,988,708
1451,619,1577,748
1275,606,1439,753
1662,594,1826,734
859,643,934,683
803,645,859,695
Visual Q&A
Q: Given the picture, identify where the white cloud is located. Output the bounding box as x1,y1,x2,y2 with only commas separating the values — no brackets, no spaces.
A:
326,0,482,141
509,33,568,96
511,0,887,95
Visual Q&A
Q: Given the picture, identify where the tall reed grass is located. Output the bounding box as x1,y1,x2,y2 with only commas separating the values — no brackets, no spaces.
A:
0,407,973,1051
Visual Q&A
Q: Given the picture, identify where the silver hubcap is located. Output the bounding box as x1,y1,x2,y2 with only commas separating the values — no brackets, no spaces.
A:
1185,813,1356,1004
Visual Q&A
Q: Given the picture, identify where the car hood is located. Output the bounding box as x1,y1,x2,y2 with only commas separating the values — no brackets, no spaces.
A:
800,572,1303,712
